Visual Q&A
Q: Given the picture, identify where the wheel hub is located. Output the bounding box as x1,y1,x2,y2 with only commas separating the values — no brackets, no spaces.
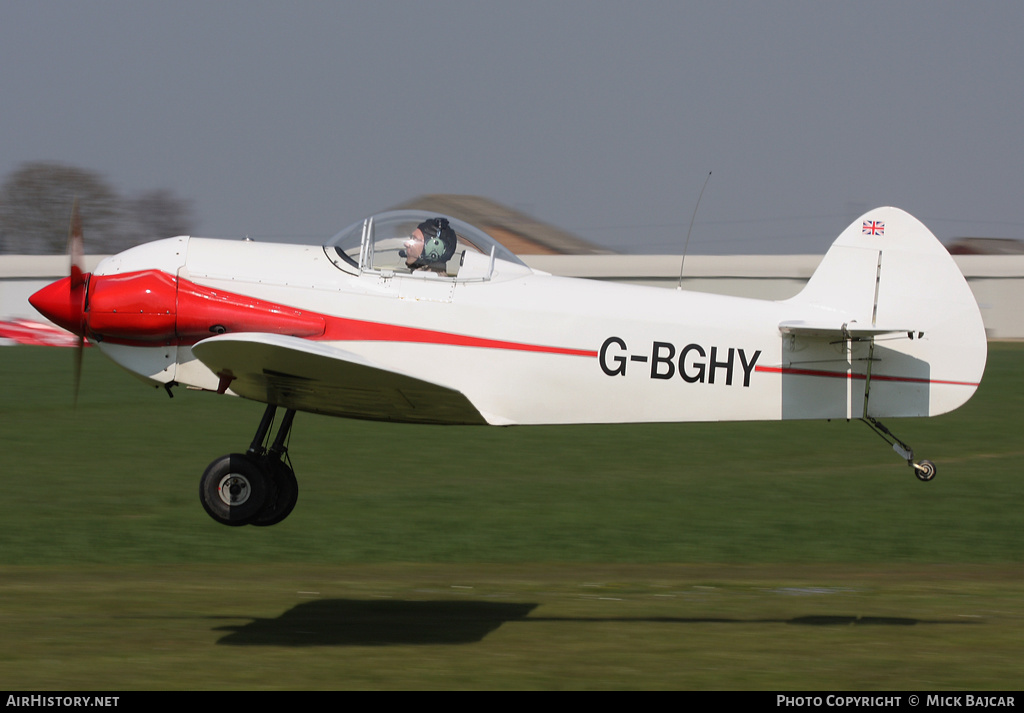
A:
217,474,252,506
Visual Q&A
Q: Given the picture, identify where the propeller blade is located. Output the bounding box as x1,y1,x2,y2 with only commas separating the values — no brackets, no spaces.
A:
68,199,85,289
73,334,84,407
68,200,85,406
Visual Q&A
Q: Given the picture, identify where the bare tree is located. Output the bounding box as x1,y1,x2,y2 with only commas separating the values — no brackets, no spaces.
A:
123,189,195,242
0,162,194,254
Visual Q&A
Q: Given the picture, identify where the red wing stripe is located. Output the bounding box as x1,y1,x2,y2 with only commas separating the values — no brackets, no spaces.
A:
754,365,979,387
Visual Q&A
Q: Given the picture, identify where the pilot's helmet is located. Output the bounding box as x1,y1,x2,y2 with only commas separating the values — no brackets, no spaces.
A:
417,218,457,265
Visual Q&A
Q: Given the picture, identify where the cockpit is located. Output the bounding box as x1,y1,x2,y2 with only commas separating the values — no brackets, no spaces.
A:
323,210,526,280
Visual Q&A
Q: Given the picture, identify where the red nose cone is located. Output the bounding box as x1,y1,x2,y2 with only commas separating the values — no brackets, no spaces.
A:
29,275,89,336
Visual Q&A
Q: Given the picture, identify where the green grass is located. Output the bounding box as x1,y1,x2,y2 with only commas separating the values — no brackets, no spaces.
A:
3,344,1022,565
1,564,1021,690
0,344,1022,689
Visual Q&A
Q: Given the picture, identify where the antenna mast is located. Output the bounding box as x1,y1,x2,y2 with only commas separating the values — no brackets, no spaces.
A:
677,171,712,290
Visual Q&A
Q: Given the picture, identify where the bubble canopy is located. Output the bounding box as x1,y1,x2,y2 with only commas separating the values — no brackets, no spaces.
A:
324,210,524,277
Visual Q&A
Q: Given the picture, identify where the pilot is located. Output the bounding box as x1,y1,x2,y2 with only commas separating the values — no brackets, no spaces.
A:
403,218,457,273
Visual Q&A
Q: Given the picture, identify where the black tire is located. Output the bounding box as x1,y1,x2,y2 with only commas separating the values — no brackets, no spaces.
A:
250,459,299,527
199,453,269,526
915,459,937,482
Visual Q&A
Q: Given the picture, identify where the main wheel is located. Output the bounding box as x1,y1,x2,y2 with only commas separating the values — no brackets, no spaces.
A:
250,459,299,527
914,459,937,482
199,453,269,526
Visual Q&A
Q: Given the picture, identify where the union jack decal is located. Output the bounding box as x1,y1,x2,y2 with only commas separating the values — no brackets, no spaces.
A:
863,220,885,236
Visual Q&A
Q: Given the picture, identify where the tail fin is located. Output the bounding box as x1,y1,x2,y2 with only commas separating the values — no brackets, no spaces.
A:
782,207,986,419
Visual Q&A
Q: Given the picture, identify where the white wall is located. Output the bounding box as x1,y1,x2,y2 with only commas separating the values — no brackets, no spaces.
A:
522,254,1024,340
4,253,1022,339
1,255,106,321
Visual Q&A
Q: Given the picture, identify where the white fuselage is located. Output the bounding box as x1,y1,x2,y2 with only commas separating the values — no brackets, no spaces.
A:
89,232,982,426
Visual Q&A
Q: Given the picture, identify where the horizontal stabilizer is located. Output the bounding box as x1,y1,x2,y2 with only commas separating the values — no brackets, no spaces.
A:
778,320,914,339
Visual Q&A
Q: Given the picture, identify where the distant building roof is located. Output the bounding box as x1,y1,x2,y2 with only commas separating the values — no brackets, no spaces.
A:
946,237,1024,255
391,194,612,255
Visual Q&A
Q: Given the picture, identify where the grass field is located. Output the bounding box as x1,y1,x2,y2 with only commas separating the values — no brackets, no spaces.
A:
1,344,1022,689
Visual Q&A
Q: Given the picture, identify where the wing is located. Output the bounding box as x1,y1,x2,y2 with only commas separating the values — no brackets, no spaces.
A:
191,333,487,425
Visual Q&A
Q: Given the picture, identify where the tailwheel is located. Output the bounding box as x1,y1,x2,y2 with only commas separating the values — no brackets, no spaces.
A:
199,453,269,526
861,416,937,482
913,459,937,482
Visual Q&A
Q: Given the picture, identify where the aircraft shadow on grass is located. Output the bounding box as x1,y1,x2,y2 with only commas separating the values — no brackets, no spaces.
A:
213,599,976,647
215,599,539,646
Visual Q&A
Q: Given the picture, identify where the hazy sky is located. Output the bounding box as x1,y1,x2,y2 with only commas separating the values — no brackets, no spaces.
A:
2,1,1022,253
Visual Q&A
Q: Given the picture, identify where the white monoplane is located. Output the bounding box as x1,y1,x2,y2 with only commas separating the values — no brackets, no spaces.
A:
30,206,987,526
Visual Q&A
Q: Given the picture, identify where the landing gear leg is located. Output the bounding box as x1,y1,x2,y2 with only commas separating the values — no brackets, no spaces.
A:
250,407,299,527
861,416,937,482
199,404,300,526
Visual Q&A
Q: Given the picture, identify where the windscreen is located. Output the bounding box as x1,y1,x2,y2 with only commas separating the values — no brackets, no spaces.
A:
324,210,524,276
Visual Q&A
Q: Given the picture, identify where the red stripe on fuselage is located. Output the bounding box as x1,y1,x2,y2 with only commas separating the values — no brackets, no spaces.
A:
319,316,597,357
754,365,979,388
88,270,598,358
